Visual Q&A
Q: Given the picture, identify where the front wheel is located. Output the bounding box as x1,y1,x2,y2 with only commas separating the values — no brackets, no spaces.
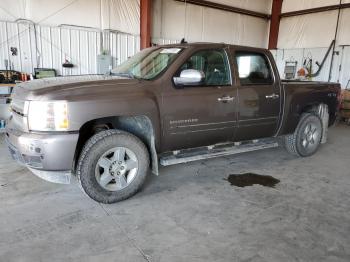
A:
77,130,150,203
284,113,323,157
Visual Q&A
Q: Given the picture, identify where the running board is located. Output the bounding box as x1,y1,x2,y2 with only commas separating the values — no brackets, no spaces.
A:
159,139,279,166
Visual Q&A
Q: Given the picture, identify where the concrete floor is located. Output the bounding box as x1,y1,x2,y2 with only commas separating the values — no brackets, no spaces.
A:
0,124,350,262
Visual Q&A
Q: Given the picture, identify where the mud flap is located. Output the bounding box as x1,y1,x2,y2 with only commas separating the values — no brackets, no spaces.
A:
318,103,329,144
150,134,159,175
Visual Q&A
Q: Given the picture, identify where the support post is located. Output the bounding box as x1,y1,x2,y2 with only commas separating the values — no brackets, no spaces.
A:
140,0,152,49
268,0,283,49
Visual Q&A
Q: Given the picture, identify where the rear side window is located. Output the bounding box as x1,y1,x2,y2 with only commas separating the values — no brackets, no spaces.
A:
235,52,273,85
176,49,231,86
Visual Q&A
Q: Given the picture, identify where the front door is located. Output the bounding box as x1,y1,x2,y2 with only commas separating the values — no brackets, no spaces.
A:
161,48,238,151
233,50,281,141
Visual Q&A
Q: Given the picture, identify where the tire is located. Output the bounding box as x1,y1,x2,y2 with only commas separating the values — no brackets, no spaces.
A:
77,129,150,204
284,113,323,157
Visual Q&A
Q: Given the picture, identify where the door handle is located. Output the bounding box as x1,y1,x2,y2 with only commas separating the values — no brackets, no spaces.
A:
265,93,279,99
218,96,235,103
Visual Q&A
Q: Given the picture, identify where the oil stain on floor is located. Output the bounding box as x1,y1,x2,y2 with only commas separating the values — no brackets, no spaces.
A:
226,173,280,188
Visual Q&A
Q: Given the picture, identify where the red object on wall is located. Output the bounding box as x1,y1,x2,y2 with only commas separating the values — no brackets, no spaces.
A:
140,0,152,49
297,68,307,77
268,0,283,49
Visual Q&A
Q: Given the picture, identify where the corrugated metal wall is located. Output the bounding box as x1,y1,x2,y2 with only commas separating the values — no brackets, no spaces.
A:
271,46,350,88
338,46,350,89
0,20,140,76
2,20,349,88
105,31,140,68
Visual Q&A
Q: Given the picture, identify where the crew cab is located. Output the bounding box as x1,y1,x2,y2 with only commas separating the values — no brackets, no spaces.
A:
5,43,341,203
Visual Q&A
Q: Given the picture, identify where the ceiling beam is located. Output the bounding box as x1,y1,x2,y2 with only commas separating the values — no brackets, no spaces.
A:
174,0,270,20
140,0,152,49
281,3,350,18
268,0,283,49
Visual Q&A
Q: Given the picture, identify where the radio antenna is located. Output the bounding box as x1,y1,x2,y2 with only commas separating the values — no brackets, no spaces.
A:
183,0,188,41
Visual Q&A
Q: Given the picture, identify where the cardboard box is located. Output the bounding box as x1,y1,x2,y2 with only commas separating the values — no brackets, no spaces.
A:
341,101,350,110
340,109,350,119
342,89,350,102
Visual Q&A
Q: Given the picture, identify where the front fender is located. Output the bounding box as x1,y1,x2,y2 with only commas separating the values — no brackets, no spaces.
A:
67,94,162,150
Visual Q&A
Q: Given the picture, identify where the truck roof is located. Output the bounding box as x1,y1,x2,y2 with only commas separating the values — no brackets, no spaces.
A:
157,42,269,52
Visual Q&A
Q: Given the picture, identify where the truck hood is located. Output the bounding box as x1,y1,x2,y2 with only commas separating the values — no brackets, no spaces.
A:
12,74,143,101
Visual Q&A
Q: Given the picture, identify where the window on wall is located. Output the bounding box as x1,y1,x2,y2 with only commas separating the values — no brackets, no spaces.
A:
176,49,231,86
235,52,273,85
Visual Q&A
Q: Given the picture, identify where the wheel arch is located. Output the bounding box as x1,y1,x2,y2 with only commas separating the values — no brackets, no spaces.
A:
278,94,332,136
73,115,159,175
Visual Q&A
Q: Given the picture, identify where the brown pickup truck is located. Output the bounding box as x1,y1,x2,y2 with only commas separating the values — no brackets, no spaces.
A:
5,43,340,203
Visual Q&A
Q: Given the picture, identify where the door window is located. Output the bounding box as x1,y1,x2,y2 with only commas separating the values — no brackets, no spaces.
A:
175,49,231,86
235,52,273,85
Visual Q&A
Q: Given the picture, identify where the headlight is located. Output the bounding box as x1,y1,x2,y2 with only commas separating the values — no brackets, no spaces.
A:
28,101,69,131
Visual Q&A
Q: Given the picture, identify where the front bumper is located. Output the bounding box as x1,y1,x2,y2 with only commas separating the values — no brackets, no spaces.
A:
5,127,79,184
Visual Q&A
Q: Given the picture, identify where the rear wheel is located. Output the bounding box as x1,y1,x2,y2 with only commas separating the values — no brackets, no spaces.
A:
284,113,323,157
77,130,149,203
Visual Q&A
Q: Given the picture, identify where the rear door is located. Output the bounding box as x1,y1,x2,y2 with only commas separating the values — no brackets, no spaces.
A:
161,48,238,151
233,50,281,141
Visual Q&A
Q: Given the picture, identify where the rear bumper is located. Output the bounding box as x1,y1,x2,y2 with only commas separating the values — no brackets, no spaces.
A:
5,127,79,184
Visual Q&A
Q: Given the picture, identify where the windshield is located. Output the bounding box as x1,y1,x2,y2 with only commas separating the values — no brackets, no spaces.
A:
111,47,183,80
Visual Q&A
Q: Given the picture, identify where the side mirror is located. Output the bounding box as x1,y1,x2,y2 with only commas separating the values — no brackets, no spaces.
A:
173,69,205,86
